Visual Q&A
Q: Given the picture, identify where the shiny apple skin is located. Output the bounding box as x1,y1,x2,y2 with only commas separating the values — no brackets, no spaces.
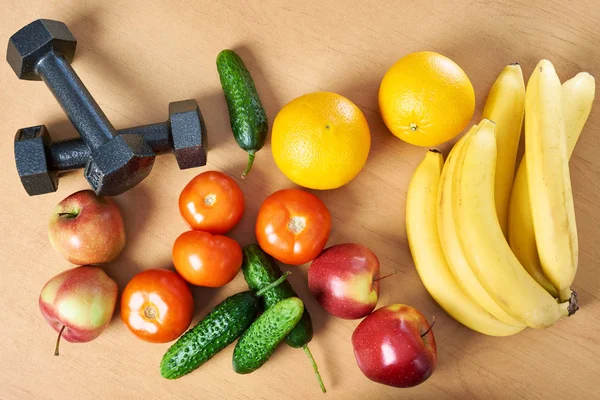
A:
308,243,380,319
39,266,118,343
352,304,437,388
48,190,126,265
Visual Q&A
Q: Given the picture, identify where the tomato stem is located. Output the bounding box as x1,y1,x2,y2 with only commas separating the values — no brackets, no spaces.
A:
54,325,66,356
256,271,290,297
303,345,326,393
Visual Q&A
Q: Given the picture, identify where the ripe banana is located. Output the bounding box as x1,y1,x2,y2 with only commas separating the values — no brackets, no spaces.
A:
482,63,525,237
508,72,595,297
452,120,577,328
406,149,524,336
525,60,579,302
438,123,523,327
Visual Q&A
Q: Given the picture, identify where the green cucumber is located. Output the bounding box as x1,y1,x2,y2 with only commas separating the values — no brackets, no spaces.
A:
232,297,304,374
216,49,268,178
160,274,288,379
242,244,326,393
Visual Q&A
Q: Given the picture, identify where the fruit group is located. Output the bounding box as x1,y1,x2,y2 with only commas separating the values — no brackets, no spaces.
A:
379,51,475,146
255,189,331,265
524,60,578,302
121,269,194,343
452,119,574,328
308,243,381,319
271,92,370,190
352,304,437,388
406,149,524,336
508,72,595,296
437,123,523,328
481,63,525,236
48,190,126,265
179,171,245,234
39,266,118,355
173,230,242,287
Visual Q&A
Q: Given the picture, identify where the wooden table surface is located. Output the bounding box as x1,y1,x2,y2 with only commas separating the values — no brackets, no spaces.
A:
1,1,599,399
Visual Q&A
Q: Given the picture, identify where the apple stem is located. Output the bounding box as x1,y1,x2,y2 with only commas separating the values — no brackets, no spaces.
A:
57,212,78,219
421,316,436,338
373,270,398,282
256,272,291,297
54,325,66,356
303,345,327,393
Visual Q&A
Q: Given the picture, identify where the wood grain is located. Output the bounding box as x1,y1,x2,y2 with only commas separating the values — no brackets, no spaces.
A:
0,1,598,399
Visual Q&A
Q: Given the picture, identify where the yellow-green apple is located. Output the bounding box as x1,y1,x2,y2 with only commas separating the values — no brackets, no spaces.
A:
39,266,118,355
48,190,126,264
308,243,381,319
352,304,437,388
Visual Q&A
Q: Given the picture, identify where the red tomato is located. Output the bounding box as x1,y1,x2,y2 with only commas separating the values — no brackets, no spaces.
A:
179,171,245,234
173,230,242,287
121,269,194,343
255,189,332,265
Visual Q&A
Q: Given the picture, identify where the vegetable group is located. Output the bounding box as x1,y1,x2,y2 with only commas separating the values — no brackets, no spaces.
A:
232,297,305,374
242,244,326,392
217,49,268,178
160,274,289,379
172,230,243,287
121,269,194,343
179,171,245,234
255,188,332,265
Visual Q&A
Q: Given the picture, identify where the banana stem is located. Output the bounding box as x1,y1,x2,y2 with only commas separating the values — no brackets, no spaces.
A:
303,345,326,393
241,150,256,179
558,288,572,303
54,325,66,356
567,290,579,316
256,272,290,297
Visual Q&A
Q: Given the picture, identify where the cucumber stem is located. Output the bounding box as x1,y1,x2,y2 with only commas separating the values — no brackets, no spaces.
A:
303,345,326,393
241,151,256,179
54,325,66,356
256,271,290,297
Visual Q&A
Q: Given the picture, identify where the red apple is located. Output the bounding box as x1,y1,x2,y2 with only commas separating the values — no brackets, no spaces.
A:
308,243,381,319
48,190,126,264
352,304,437,388
39,266,118,355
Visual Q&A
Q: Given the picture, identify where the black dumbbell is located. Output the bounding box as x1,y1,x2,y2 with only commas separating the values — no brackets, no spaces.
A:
7,19,155,196
15,100,208,196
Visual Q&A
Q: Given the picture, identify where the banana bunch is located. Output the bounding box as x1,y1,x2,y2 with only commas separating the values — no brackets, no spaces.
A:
406,61,594,335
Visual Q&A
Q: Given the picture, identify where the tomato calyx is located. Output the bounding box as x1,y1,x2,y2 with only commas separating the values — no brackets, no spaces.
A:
288,216,306,234
204,193,216,206
144,304,158,320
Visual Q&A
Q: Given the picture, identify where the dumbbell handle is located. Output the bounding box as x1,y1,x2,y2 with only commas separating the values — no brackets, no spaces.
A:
52,123,171,171
36,52,117,151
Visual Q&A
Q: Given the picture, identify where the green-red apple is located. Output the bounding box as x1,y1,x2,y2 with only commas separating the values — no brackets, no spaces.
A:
352,304,437,388
308,243,381,319
48,190,126,265
39,266,118,355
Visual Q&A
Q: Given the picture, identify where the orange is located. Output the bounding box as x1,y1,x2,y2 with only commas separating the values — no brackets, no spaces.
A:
379,51,475,147
271,92,370,190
